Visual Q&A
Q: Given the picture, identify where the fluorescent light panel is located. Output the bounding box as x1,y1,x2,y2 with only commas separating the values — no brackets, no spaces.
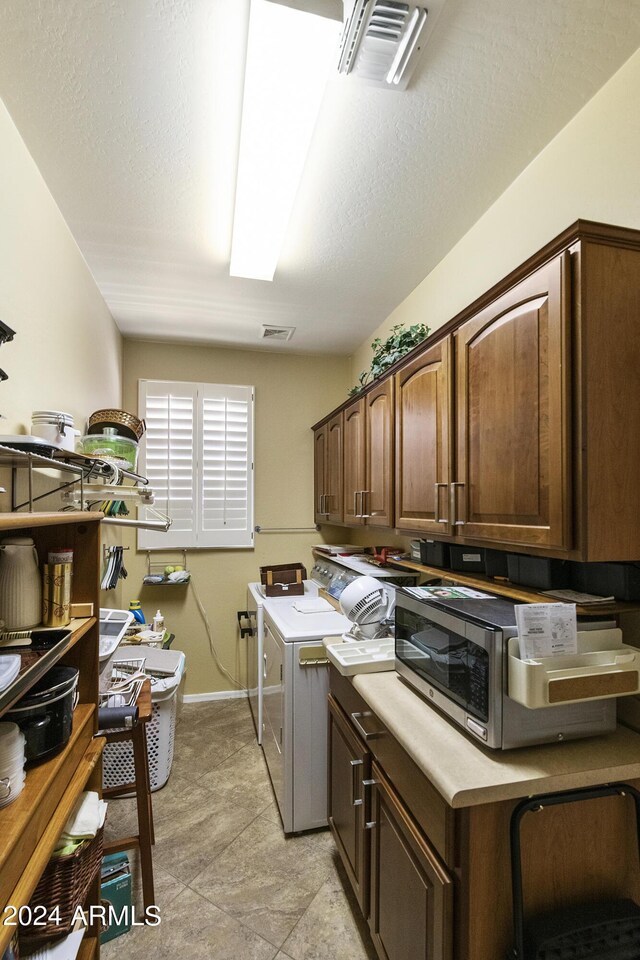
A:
230,0,340,281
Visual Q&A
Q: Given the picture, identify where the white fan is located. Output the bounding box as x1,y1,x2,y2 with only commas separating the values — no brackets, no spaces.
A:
339,576,391,641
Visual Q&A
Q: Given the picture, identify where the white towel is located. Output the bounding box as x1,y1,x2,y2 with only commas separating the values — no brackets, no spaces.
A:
292,598,333,614
58,791,108,845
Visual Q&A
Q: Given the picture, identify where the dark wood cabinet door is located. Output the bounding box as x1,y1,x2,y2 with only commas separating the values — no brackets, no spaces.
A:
395,338,453,535
313,424,327,524
344,397,366,526
369,762,453,960
328,695,370,915
455,253,570,549
325,412,344,524
366,379,395,528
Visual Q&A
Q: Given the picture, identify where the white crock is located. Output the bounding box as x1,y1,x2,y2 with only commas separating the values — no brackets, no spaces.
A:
0,538,42,630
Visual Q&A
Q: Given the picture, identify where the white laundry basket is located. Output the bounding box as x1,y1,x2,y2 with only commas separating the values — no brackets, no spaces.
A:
102,647,186,793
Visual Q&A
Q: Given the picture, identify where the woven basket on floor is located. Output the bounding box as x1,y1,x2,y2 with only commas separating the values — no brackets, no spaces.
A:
22,827,104,939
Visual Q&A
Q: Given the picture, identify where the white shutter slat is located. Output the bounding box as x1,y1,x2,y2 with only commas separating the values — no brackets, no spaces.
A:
199,383,253,547
138,380,198,549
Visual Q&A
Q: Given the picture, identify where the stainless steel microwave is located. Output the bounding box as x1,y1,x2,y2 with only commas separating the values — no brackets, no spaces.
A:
394,591,616,750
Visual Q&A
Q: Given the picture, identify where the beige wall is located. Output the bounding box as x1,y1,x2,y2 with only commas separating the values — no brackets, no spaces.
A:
351,46,640,381
0,100,122,434
121,339,350,695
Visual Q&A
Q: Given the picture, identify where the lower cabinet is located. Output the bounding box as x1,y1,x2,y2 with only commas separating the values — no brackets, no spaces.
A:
328,689,453,960
369,762,453,960
328,694,371,914
329,666,640,960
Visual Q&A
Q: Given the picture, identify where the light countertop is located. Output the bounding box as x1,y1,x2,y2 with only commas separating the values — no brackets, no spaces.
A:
351,671,640,809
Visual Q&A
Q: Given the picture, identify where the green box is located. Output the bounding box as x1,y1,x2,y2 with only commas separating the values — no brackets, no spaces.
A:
100,853,132,944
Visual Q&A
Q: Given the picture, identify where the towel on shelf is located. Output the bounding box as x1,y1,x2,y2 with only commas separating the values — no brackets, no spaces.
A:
54,791,107,853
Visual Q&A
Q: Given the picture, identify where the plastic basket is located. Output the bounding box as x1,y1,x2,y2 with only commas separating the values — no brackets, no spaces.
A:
22,828,104,939
102,650,185,793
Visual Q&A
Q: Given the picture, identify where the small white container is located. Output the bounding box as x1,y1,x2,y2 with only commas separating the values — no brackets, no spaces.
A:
31,410,75,452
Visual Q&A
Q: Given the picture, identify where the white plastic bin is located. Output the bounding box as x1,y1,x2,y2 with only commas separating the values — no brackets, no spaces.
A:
103,647,186,792
508,630,640,708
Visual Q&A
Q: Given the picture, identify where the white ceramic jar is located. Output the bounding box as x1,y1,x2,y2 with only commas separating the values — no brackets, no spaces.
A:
0,538,41,630
31,410,76,452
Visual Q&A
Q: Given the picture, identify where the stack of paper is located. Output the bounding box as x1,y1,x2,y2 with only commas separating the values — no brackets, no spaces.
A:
542,589,615,605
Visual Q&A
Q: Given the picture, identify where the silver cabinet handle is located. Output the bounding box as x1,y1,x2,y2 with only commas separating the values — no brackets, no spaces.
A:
351,711,381,741
360,490,371,519
434,482,449,524
353,490,358,518
350,758,363,807
450,482,466,525
362,777,378,827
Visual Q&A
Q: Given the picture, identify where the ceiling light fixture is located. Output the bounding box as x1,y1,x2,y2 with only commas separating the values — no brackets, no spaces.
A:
229,0,341,282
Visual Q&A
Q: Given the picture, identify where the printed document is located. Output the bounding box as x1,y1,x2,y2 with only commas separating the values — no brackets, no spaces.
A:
515,603,578,660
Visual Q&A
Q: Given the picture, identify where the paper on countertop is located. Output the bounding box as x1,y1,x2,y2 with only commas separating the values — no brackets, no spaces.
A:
292,598,334,614
516,603,578,660
542,589,615,605
404,586,494,600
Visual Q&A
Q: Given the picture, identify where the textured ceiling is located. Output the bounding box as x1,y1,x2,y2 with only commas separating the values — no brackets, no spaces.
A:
1,0,639,354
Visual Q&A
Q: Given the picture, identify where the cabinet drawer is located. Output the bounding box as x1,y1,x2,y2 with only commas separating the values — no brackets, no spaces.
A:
329,667,454,868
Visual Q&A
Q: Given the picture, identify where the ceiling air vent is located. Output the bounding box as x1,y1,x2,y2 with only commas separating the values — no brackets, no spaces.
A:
261,324,296,342
338,0,433,89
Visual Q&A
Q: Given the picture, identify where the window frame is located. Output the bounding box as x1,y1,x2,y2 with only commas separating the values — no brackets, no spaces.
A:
137,378,255,550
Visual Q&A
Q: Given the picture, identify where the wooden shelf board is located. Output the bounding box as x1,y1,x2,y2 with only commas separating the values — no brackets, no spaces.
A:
0,512,101,530
0,732,104,954
0,618,96,716
0,705,96,911
387,558,640,617
77,936,99,960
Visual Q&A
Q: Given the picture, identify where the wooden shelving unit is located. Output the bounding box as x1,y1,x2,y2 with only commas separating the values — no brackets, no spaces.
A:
78,937,99,959
388,557,640,618
0,512,103,957
0,618,94,715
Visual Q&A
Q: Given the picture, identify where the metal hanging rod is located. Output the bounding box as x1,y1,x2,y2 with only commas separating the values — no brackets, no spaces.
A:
254,525,319,534
103,545,131,559
102,516,172,533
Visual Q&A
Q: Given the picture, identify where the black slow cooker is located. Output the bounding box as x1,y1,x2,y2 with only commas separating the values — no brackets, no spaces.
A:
6,665,79,764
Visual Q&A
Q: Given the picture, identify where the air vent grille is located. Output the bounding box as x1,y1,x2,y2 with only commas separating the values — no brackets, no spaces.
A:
261,325,296,341
338,0,430,89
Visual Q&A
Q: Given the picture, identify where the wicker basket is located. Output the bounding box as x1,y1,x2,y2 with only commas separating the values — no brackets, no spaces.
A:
22,827,104,939
88,408,145,442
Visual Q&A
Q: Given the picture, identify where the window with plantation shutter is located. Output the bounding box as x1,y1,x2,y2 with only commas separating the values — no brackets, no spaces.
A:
138,379,254,549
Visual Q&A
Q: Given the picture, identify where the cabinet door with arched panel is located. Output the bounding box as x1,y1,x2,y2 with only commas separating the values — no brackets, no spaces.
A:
455,254,570,550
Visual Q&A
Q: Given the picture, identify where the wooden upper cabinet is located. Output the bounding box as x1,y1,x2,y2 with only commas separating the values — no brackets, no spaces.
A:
313,424,327,524
325,412,344,524
395,339,453,536
365,379,395,528
313,414,343,524
343,397,366,526
455,253,570,549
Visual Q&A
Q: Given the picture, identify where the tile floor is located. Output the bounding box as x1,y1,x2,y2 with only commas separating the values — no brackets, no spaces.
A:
102,698,378,960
